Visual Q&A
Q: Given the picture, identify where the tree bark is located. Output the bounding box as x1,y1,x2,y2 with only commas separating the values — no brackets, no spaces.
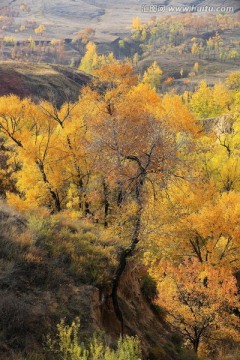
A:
36,159,61,212
111,155,146,336
102,177,109,227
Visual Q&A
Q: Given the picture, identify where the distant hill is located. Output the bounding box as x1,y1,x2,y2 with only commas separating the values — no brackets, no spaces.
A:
0,62,91,105
0,0,239,43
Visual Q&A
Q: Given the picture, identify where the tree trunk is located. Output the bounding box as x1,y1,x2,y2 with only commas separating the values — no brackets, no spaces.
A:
111,211,141,336
36,160,61,212
193,338,200,353
111,155,146,336
102,178,109,227
66,136,85,210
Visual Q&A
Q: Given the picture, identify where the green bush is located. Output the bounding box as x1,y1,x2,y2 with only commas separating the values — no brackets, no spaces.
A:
47,318,142,360
28,215,58,252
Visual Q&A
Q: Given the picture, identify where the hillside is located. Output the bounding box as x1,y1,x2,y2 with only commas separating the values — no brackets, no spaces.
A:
0,203,184,360
0,1,239,85
0,62,91,105
0,0,239,42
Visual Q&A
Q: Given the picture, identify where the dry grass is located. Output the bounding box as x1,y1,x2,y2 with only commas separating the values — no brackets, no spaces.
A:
0,61,90,105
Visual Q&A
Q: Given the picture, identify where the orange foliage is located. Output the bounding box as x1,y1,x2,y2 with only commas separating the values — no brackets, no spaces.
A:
156,258,240,354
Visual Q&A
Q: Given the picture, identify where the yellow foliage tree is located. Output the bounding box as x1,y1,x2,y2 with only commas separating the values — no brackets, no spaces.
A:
79,42,118,75
142,61,162,90
132,17,142,31
34,24,46,36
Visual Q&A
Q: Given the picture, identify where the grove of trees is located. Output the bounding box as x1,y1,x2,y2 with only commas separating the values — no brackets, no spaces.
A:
0,59,240,358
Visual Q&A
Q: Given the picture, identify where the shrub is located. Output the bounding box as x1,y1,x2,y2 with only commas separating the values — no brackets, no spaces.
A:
140,274,158,302
150,303,166,321
0,206,29,260
0,292,32,350
47,318,142,360
27,215,58,252
51,224,117,287
148,347,169,360
179,348,199,360
47,318,88,360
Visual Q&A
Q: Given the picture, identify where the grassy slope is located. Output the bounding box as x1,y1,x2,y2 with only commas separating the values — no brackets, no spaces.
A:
0,203,184,360
0,62,91,105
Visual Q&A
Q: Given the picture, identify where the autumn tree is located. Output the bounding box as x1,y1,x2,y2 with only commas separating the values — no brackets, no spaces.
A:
79,42,118,74
34,24,46,36
191,41,203,58
142,61,162,91
132,53,139,68
156,259,239,354
226,71,240,90
193,62,199,74
141,79,240,357
0,95,90,213
28,36,35,53
76,27,95,45
72,27,96,52
78,41,98,73
0,95,63,211
144,87,240,267
190,81,212,117
37,98,91,213
79,62,198,335
132,17,142,31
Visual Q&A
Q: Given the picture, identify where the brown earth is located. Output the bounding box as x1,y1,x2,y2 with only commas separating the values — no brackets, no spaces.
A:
0,203,183,360
0,61,91,105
